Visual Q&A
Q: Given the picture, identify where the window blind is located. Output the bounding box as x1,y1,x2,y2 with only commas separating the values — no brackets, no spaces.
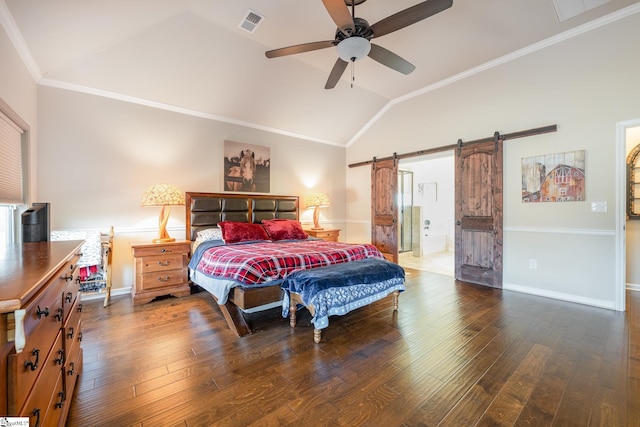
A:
0,110,24,204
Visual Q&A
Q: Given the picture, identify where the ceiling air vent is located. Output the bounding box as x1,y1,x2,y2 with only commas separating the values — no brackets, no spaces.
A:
551,0,611,22
239,9,264,33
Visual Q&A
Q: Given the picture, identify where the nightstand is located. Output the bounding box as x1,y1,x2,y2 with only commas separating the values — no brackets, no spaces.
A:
305,228,340,242
131,240,191,306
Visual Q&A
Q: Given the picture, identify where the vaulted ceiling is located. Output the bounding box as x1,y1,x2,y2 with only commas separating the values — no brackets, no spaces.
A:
2,0,638,146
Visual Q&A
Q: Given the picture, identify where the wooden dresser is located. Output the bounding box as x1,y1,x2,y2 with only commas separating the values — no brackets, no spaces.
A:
0,240,84,426
130,240,191,306
305,228,340,242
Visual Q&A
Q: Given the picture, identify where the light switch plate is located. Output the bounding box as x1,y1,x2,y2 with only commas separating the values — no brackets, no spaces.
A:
590,201,607,212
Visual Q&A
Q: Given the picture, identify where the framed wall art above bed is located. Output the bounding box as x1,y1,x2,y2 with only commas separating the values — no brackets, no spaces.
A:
223,140,270,193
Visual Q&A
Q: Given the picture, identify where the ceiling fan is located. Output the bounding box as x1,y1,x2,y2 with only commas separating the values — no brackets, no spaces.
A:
265,0,453,89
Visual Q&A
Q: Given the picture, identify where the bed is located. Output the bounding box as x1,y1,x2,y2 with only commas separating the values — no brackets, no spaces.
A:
186,192,404,338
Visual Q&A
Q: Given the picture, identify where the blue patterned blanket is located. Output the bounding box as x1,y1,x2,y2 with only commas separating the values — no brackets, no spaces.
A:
281,258,405,330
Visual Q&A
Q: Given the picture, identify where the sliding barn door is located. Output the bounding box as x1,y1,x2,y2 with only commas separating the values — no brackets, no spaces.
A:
455,133,503,288
371,158,399,262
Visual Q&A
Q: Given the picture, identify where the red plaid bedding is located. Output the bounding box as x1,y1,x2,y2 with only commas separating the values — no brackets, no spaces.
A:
192,240,384,285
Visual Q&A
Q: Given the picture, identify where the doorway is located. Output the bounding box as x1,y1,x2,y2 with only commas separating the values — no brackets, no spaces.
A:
624,123,640,295
616,119,640,311
398,169,413,253
398,152,455,276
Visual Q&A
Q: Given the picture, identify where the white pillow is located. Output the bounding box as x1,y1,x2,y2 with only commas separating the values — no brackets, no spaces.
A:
193,227,224,251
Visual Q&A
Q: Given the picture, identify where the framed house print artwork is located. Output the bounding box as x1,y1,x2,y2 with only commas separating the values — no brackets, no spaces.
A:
522,150,585,203
224,141,271,193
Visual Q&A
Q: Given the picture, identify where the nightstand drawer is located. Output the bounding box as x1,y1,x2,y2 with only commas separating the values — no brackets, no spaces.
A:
305,229,340,242
311,230,337,239
132,245,189,258
138,254,185,274
139,269,187,290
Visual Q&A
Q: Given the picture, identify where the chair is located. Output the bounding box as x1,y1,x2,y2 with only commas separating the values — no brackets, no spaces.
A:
51,226,114,307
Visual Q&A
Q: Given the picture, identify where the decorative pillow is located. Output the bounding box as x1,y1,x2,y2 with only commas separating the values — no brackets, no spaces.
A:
197,227,223,241
193,227,224,251
218,221,270,244
261,219,308,241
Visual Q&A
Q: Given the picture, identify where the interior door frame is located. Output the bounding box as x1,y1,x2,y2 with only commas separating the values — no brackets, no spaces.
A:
615,119,639,311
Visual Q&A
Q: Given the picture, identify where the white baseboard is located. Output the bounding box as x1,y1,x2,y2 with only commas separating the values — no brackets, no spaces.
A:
81,286,132,302
503,282,616,310
628,283,640,292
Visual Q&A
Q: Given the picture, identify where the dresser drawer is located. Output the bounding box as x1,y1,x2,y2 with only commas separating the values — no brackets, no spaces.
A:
20,272,67,347
11,331,65,415
64,297,82,357
140,269,187,290
62,274,80,322
138,254,185,274
64,332,82,405
21,362,65,427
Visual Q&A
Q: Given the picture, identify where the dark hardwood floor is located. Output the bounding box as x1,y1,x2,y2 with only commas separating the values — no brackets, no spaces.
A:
66,269,640,426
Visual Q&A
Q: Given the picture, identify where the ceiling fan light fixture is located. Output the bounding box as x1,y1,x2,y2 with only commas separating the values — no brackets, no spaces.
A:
337,37,370,62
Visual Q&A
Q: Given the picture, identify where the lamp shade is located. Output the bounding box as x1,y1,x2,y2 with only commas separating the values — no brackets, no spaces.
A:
306,192,330,208
337,37,371,62
140,184,185,207
306,192,330,231
141,184,184,243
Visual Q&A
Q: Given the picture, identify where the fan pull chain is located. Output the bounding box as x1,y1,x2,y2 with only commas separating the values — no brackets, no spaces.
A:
350,60,355,88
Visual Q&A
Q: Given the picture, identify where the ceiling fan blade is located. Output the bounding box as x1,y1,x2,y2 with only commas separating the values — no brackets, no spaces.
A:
265,40,335,58
322,0,355,35
370,0,453,38
368,44,416,74
325,58,349,89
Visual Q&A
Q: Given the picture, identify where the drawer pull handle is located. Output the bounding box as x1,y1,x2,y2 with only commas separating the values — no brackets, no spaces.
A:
65,292,73,303
55,348,65,365
24,348,40,371
36,305,49,319
32,408,41,427
67,362,75,376
55,307,64,322
158,276,170,282
79,331,83,342
78,303,83,313
158,260,170,266
67,326,74,339
55,391,65,408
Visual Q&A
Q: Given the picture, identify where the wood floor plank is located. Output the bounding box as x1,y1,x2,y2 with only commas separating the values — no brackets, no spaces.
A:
65,271,635,427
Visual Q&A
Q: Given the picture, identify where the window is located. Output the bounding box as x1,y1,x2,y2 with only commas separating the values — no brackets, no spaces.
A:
0,99,29,244
627,144,640,219
0,205,16,246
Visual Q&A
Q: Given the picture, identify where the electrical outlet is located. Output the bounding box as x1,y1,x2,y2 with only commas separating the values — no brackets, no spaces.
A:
529,259,538,269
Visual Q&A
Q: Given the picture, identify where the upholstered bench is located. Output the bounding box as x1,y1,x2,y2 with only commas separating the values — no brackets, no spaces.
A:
281,258,405,343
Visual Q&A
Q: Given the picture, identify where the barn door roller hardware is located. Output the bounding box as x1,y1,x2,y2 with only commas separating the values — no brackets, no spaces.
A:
349,124,556,168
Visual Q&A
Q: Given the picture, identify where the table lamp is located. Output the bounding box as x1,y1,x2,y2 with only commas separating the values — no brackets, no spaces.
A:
140,183,185,243
306,192,330,230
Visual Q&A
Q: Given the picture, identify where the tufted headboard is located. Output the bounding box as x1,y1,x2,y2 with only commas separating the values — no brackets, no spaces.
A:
185,192,299,241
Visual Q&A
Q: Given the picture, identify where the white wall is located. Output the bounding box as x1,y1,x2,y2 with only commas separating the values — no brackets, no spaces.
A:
36,86,347,291
346,12,640,309
0,23,38,203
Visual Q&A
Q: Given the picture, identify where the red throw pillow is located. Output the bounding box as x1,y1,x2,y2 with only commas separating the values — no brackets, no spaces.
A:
261,219,308,241
218,221,270,243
